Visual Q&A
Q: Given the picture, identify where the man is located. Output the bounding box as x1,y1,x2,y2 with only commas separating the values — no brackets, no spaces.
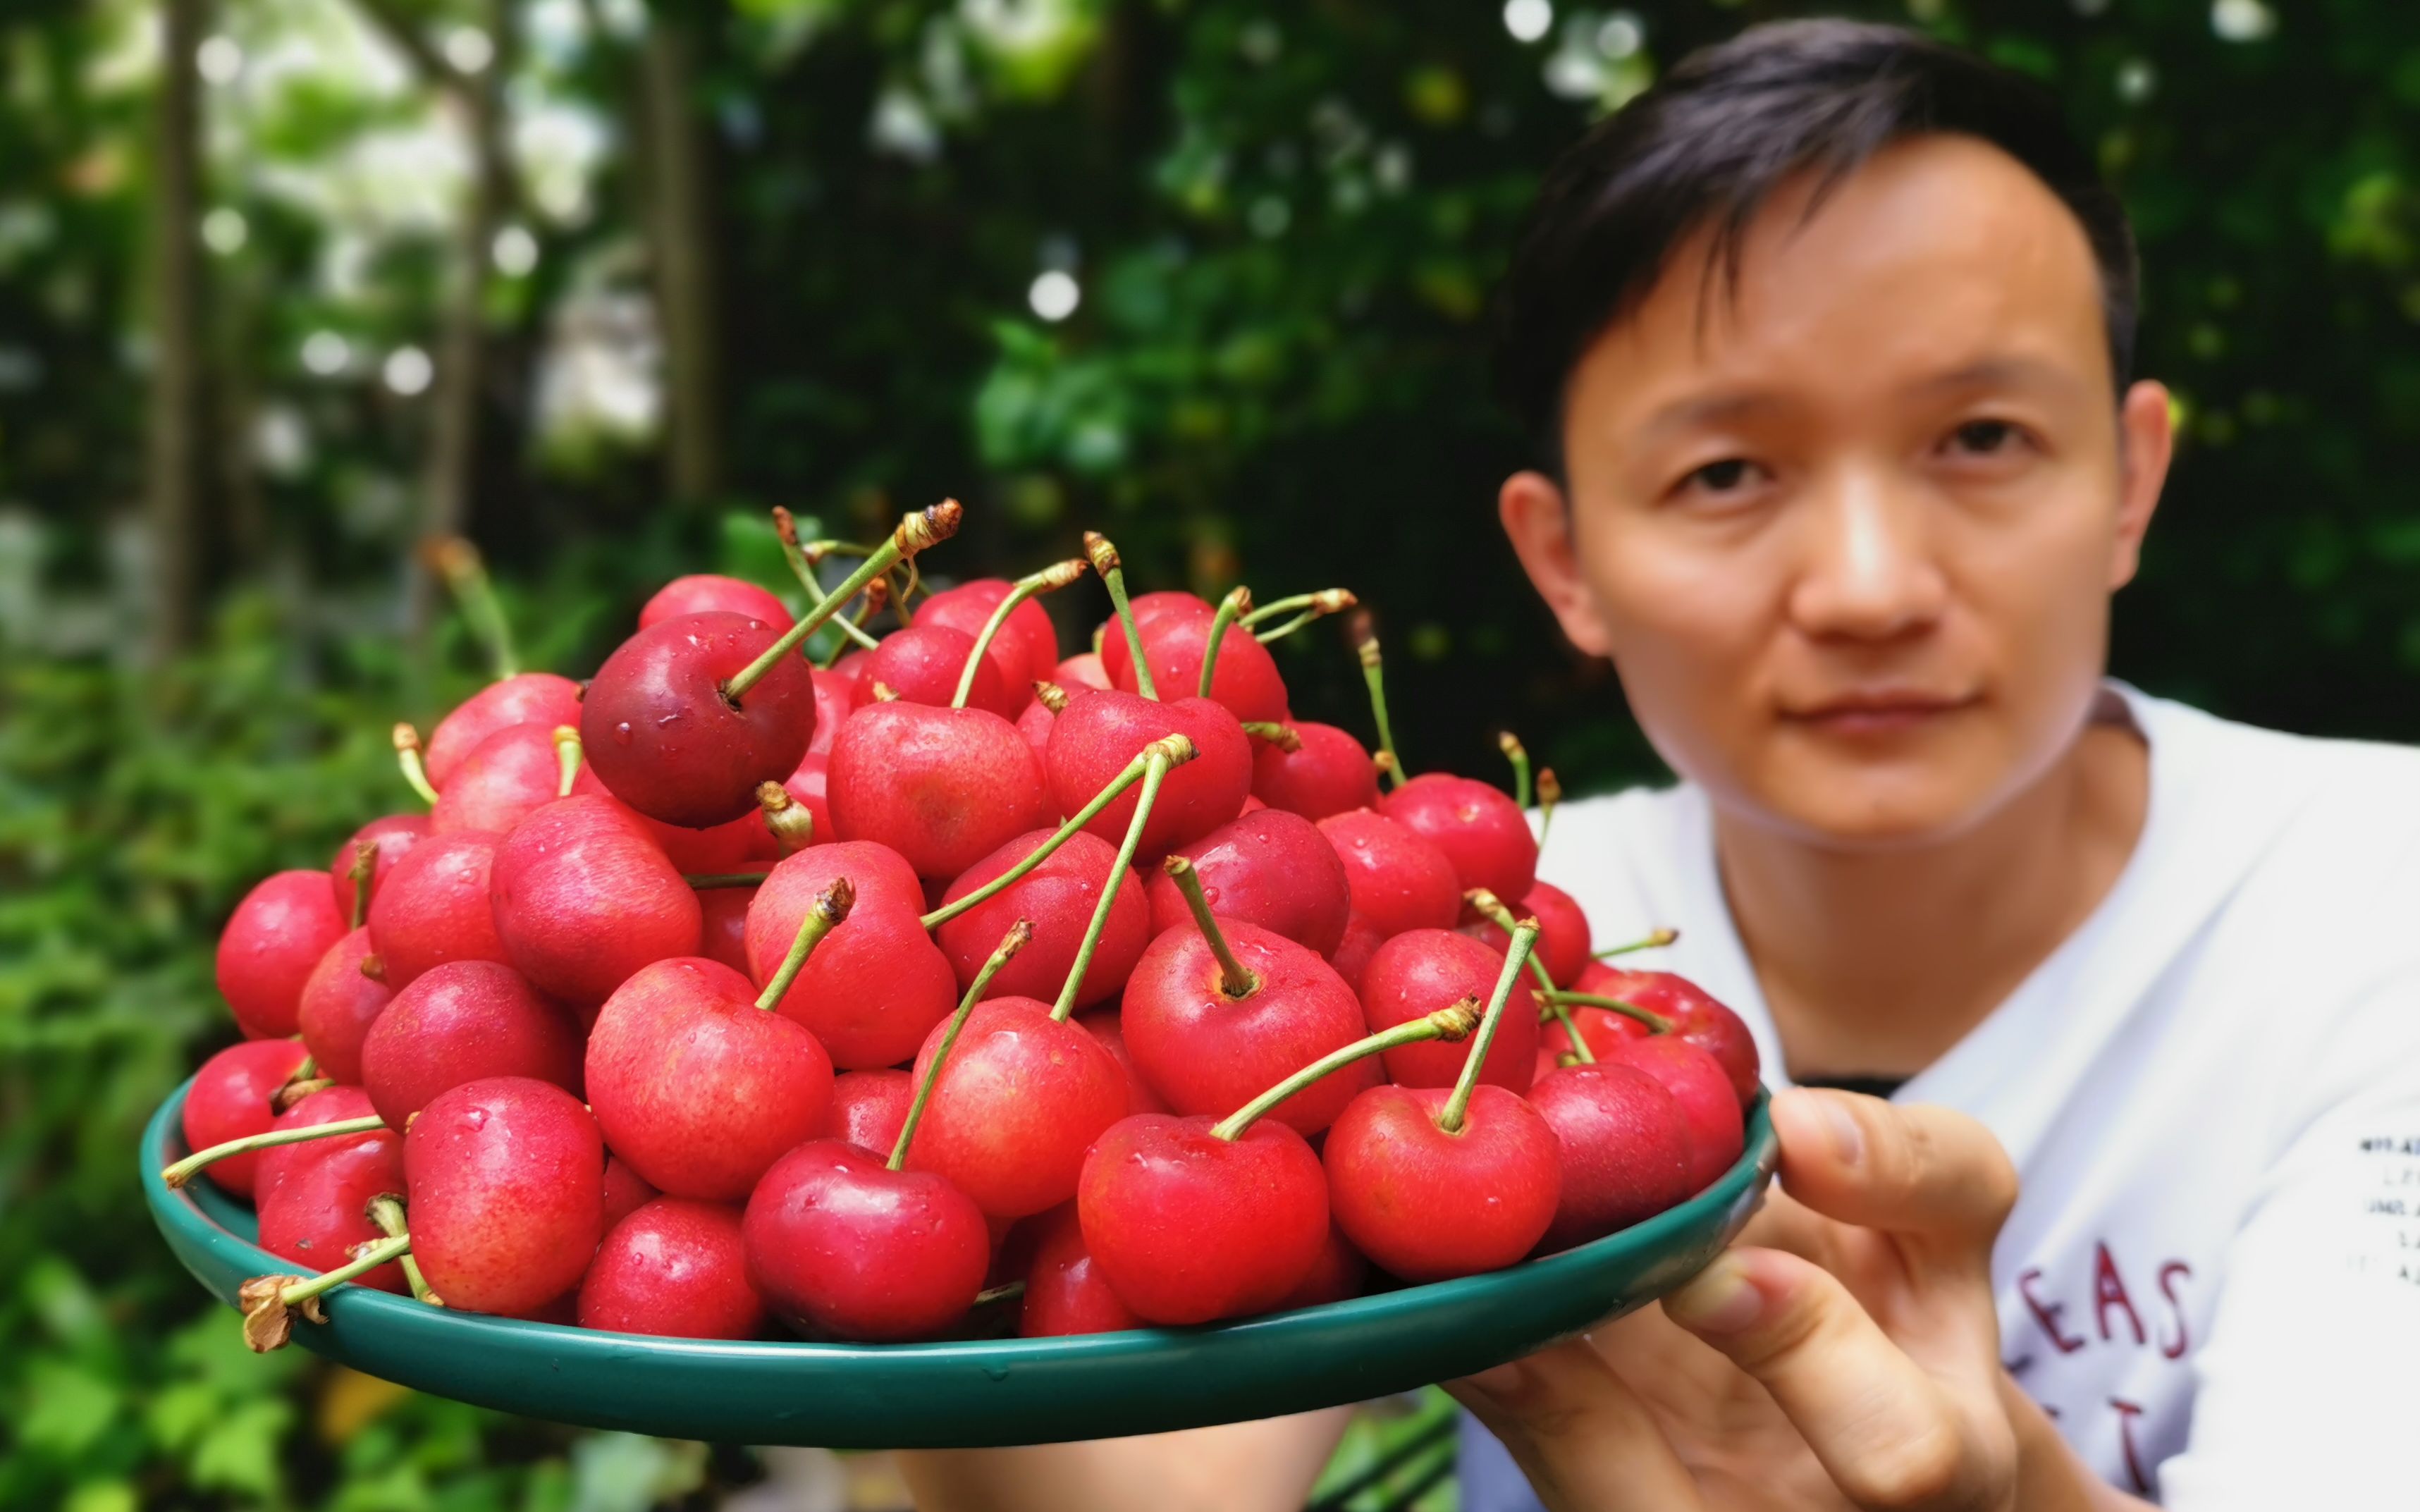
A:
901,21,2420,1509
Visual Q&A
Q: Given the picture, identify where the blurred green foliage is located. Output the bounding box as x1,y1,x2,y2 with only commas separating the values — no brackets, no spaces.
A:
5,0,2419,1505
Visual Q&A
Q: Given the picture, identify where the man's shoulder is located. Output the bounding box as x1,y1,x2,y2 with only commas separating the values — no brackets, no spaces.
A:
2142,692,2420,870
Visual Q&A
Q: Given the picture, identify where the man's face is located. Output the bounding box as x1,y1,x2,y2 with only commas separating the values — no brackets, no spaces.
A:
1501,133,2172,850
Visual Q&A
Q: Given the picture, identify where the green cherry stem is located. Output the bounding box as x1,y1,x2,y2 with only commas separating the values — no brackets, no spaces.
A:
1241,588,1356,645
954,558,1088,710
1538,990,1673,1035
1210,1000,1480,1142
918,735,1198,930
393,724,439,808
1536,767,1562,844
1353,616,1406,790
1161,855,1259,998
1240,722,1299,751
161,1115,387,1189
754,880,855,1011
1083,531,1158,701
553,725,582,799
427,536,520,681
346,841,376,930
726,501,963,703
1592,926,1679,959
685,871,770,890
1498,732,1533,811
369,1195,441,1305
891,919,1032,1171
772,508,882,653
1196,586,1251,699
1464,889,1559,999
1439,918,1540,1134
1049,743,1178,1021
973,1280,1027,1308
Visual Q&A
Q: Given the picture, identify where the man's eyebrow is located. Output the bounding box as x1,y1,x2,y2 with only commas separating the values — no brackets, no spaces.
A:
1910,355,2083,397
1636,390,1786,440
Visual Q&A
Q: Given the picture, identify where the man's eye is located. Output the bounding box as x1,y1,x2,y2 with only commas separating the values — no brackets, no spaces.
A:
1945,419,2025,456
1679,457,1764,496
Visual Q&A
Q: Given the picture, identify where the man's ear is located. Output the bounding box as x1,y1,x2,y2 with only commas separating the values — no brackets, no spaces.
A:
2110,380,2173,591
1500,469,1616,658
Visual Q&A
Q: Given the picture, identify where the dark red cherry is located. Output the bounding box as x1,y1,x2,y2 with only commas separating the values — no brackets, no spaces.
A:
580,610,817,828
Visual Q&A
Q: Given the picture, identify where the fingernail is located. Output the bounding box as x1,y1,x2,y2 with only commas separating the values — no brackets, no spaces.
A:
1664,1255,1764,1336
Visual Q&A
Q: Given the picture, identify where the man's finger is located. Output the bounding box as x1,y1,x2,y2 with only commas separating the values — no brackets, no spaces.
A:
1449,1335,1707,1512
1663,1246,2007,1510
1771,1088,2017,1248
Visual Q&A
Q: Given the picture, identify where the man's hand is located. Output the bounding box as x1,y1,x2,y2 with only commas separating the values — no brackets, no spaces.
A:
1451,1089,2141,1511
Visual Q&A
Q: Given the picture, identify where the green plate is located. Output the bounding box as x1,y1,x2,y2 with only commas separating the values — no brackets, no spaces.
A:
142,1078,1776,1446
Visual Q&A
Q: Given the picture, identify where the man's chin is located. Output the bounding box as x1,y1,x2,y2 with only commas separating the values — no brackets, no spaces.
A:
1736,769,2002,855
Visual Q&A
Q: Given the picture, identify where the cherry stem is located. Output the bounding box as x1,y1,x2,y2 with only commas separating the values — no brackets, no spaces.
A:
1353,618,1405,790
1210,1000,1480,1142
726,501,963,702
553,725,582,799
917,735,1198,930
1439,918,1540,1134
1593,926,1679,959
1032,680,1070,714
274,1231,413,1308
1241,588,1356,646
1466,888,1560,1002
346,841,376,929
757,781,814,854
772,507,883,653
685,872,768,889
1498,732,1532,810
1196,586,1252,699
368,1195,441,1305
393,724,438,807
1239,721,1301,751
754,880,856,1011
973,1280,1026,1308
426,536,520,681
1536,767,1562,844
891,918,1033,1171
1540,990,1672,1035
954,558,1088,709
1083,532,1157,701
1049,744,1177,1021
161,1114,386,1188
275,1076,335,1112
1161,856,1258,998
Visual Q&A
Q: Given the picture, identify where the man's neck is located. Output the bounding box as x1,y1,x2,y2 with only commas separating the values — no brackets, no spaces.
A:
1712,715,2151,1083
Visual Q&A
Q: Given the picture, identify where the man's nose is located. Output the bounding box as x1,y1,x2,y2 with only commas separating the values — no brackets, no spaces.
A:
1783,463,1950,644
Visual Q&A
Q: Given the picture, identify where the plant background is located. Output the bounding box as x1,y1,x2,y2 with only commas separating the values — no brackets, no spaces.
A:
4,0,2416,1506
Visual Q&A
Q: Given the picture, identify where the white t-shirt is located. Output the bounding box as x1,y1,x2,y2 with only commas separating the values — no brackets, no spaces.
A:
1459,684,2420,1509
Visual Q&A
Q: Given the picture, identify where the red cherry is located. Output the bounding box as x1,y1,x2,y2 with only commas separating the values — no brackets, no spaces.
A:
601,1155,661,1231
1327,913,1389,996
915,578,1061,692
586,956,835,1201
743,1139,991,1342
1076,1114,1327,1325
489,794,702,1011
430,722,567,835
1251,722,1379,822
1055,653,1111,691
904,997,1129,1218
1358,930,1538,1093
1122,917,1375,1136
695,876,763,977
1315,809,1461,936
578,1197,767,1340
1045,689,1252,854
1018,1202,1142,1337
1143,809,1351,957
1015,688,1062,766
1542,1004,1650,1063
934,829,1148,1010
1463,880,1592,985
831,1069,915,1153
572,763,766,872
256,1132,410,1294
1076,1011,1168,1115
1275,1221,1370,1311
1323,1083,1561,1281
745,844,958,1070
257,1084,393,1200
181,1040,312,1197
580,610,817,828
1379,773,1538,902
297,927,393,1085
641,574,792,630
1105,604,1289,724
328,813,431,921
216,869,349,1038
1599,1036,1744,1193
424,672,582,789
405,1076,603,1316
1585,969,1762,1106
804,668,855,756
852,625,1022,719
360,960,584,1129
1528,1063,1696,1254
366,830,511,988
827,702,1051,880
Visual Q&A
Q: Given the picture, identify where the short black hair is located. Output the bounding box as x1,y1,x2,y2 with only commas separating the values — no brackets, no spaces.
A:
1494,20,2139,473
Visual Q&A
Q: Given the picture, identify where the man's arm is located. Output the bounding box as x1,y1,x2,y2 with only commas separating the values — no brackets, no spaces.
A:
897,1408,1353,1512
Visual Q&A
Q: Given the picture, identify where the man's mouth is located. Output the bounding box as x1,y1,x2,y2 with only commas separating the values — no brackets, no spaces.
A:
1779,688,1980,736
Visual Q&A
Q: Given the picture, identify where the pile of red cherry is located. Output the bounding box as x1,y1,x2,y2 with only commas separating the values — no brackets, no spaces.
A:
169,501,1759,1353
